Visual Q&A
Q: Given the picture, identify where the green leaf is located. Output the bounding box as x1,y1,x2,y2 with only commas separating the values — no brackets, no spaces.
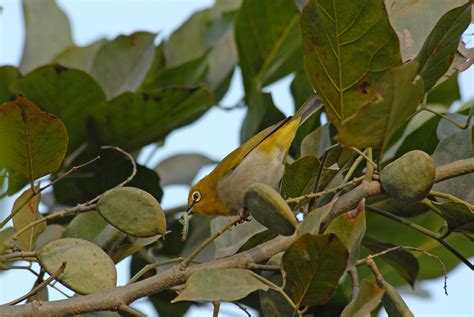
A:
54,148,163,207
244,183,298,236
172,268,269,302
163,9,237,98
340,280,384,317
368,197,428,218
90,87,213,151
381,280,414,317
0,66,21,103
155,153,215,187
432,127,473,202
235,0,302,91
110,235,160,263
90,32,156,98
62,211,108,242
0,227,15,254
20,0,73,73
211,216,267,258
0,96,68,183
415,3,471,92
386,0,467,61
54,40,107,72
97,187,166,238
434,201,474,240
38,238,117,294
298,200,334,236
335,61,424,149
12,187,45,251
240,91,285,142
283,233,348,306
301,0,402,126
436,113,471,141
281,155,320,199
35,224,65,251
325,210,366,263
11,65,107,152
300,124,331,158
141,53,209,91
426,72,461,106
363,236,420,287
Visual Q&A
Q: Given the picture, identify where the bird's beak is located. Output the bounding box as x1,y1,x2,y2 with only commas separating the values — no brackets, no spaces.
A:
186,202,195,215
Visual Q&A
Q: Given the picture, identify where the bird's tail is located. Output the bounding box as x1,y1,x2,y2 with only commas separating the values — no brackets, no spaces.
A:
294,95,323,125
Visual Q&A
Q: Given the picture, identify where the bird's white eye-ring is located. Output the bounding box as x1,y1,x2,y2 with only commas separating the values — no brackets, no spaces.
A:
192,191,201,202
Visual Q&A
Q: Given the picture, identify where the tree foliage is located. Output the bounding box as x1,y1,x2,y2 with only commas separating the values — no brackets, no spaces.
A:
0,0,473,316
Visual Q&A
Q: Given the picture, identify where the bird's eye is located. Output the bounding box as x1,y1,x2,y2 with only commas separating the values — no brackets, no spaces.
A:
192,191,201,202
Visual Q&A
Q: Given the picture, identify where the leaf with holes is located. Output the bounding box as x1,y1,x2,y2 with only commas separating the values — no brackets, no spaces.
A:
335,61,424,149
0,96,68,183
38,238,117,294
416,3,471,92
172,268,269,302
12,187,45,251
301,0,402,127
283,233,348,307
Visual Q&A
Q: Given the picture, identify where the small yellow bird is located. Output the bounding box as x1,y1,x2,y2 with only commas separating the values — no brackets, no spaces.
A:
187,95,322,216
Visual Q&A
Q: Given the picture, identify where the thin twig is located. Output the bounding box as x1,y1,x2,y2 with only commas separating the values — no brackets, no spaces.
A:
233,302,251,317
212,301,220,317
247,264,281,271
7,262,66,305
420,106,472,129
180,216,242,268
429,191,473,210
128,258,184,284
342,151,365,183
286,176,365,204
347,266,359,300
348,147,377,169
0,251,38,263
0,156,101,229
365,148,374,181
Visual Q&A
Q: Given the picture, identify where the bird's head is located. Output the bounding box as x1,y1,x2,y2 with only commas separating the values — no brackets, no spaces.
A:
187,175,230,216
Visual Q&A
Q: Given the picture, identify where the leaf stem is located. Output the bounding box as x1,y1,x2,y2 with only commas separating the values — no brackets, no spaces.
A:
365,148,374,181
366,205,473,270
429,191,474,210
420,106,472,129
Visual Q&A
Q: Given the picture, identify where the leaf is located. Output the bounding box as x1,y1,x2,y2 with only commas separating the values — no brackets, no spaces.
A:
62,211,108,242
141,53,209,91
97,187,166,238
325,210,366,263
385,0,467,61
35,224,65,251
335,61,424,149
368,197,428,218
90,87,213,151
0,96,68,182
240,91,285,142
281,155,320,199
211,216,267,258
381,280,414,317
0,66,21,103
415,3,471,92
54,148,163,205
436,113,471,141
283,233,348,306
163,8,237,98
340,280,385,317
20,0,73,73
12,187,45,251
363,236,420,287
235,0,302,91
298,200,335,236
432,127,473,202
245,183,298,236
426,72,461,106
434,201,474,240
0,227,15,254
54,40,107,72
301,0,402,126
300,124,332,158
11,65,107,152
38,238,117,294
155,153,215,187
90,32,157,98
173,268,269,302
110,235,160,263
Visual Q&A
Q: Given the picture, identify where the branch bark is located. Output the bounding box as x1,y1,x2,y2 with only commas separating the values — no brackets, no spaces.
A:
0,157,471,315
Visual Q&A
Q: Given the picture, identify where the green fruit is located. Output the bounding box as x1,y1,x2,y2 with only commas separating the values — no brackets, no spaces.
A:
380,150,435,202
97,187,166,237
244,183,297,236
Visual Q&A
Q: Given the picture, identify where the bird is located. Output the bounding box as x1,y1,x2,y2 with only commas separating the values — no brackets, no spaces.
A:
187,95,322,216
